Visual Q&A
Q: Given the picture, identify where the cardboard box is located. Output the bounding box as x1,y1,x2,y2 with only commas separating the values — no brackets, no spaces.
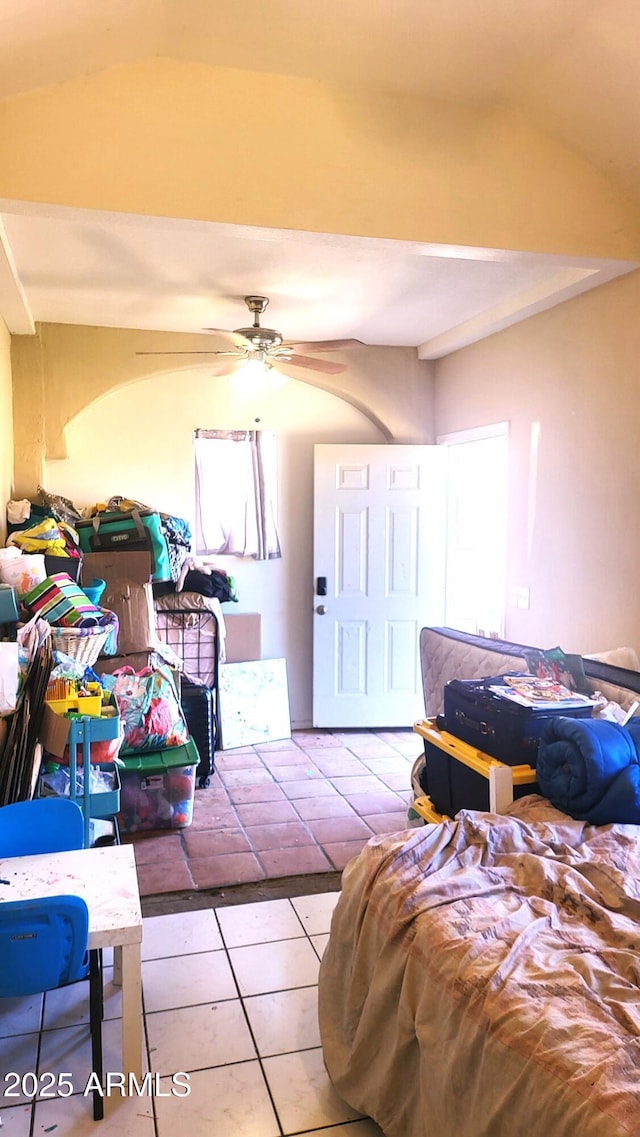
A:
224,612,262,663
95,651,157,676
39,702,120,759
82,551,156,654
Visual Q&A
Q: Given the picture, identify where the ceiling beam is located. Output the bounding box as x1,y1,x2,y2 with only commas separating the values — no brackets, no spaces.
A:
0,215,34,334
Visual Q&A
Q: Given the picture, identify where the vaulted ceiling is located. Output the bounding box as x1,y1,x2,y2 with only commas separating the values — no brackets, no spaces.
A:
1,0,639,354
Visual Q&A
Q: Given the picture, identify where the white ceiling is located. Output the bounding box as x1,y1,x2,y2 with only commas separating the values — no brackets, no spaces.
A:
1,0,639,356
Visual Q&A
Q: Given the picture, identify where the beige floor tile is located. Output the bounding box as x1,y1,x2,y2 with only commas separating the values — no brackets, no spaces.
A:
154,1062,279,1137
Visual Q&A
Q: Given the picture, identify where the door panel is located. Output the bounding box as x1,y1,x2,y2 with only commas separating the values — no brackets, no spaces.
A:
313,443,446,728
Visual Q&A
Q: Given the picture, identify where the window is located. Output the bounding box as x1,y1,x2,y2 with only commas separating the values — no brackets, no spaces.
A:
194,429,281,560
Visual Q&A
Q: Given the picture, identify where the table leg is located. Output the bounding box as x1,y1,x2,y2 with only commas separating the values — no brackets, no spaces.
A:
119,942,143,1080
113,945,122,986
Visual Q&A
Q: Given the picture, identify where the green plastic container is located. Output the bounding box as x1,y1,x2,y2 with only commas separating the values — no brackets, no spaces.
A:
117,738,200,833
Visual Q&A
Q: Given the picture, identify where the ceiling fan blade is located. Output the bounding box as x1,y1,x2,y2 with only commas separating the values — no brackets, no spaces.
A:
204,328,253,348
281,353,346,375
282,338,365,353
135,350,243,357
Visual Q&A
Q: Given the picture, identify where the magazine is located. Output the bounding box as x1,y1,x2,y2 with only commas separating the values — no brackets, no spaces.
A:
488,675,596,710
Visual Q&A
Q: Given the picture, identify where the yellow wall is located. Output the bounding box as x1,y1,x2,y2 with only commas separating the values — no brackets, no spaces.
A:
0,321,13,542
434,268,640,654
1,58,639,259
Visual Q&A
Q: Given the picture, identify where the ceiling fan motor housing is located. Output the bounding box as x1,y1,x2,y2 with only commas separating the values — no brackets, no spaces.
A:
235,295,283,348
234,325,284,349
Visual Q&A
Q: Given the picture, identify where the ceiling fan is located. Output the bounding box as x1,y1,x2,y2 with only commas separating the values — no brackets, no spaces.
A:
137,295,364,375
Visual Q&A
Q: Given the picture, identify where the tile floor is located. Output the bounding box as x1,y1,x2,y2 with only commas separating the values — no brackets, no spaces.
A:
126,729,421,899
0,891,386,1137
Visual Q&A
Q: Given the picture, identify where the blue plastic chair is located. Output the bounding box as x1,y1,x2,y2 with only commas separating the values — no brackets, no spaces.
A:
0,798,84,856
0,798,104,1120
0,895,89,994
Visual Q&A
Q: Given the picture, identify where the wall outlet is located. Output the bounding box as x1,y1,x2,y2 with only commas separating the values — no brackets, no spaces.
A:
508,584,530,609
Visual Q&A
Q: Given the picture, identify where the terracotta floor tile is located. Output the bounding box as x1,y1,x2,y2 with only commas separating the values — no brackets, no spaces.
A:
331,731,378,745
126,832,184,865
258,845,332,877
218,768,275,788
195,781,232,803
321,839,371,870
343,741,400,759
357,755,412,774
226,783,288,804
270,764,324,782
363,811,411,833
135,858,195,897
300,747,360,765
235,800,301,826
253,738,300,751
291,732,346,749
343,791,406,814
189,852,266,888
215,752,267,770
245,821,315,851
378,771,412,791
376,730,417,745
306,755,369,777
190,804,240,830
305,816,374,843
183,827,251,857
278,779,341,800
329,774,389,795
292,796,359,821
259,749,312,767
126,729,419,894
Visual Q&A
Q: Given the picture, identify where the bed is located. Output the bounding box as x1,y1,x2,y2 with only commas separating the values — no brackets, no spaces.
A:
318,793,640,1137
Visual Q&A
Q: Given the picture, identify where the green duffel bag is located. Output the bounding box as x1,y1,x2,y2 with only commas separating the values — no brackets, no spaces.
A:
76,509,171,582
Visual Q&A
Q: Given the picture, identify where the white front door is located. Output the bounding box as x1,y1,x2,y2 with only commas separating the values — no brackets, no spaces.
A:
313,443,446,728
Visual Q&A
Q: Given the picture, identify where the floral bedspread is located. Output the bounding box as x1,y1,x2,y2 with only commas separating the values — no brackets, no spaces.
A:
318,796,640,1137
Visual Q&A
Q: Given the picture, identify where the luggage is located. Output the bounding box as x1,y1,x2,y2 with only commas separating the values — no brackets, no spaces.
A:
180,676,217,788
76,510,171,582
440,675,595,767
415,718,538,816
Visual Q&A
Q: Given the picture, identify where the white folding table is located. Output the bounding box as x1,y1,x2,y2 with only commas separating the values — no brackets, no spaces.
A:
0,842,143,1079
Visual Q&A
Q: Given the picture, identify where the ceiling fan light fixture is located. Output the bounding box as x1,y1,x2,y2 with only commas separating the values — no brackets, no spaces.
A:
228,353,288,396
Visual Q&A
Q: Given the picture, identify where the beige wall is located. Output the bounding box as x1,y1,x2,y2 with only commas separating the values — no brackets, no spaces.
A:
1,59,639,259
0,321,13,542
42,363,430,727
434,269,640,655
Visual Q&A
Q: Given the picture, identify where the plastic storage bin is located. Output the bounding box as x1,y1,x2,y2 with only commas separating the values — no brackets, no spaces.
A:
117,738,200,833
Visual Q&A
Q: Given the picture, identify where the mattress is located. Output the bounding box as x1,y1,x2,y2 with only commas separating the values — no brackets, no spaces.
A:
420,626,640,717
318,795,640,1137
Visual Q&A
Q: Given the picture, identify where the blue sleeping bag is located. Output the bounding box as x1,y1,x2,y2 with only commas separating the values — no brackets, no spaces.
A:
537,716,640,824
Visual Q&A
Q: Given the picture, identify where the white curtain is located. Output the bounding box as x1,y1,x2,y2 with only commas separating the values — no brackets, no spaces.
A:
194,430,282,559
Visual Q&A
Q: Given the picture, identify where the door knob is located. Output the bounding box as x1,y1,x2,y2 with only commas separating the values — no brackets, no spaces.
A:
315,604,328,615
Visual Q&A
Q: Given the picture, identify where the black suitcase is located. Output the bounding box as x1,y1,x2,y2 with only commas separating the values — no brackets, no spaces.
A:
180,676,217,788
440,675,595,767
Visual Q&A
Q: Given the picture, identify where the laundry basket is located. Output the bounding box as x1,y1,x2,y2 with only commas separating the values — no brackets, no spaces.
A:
49,611,118,666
